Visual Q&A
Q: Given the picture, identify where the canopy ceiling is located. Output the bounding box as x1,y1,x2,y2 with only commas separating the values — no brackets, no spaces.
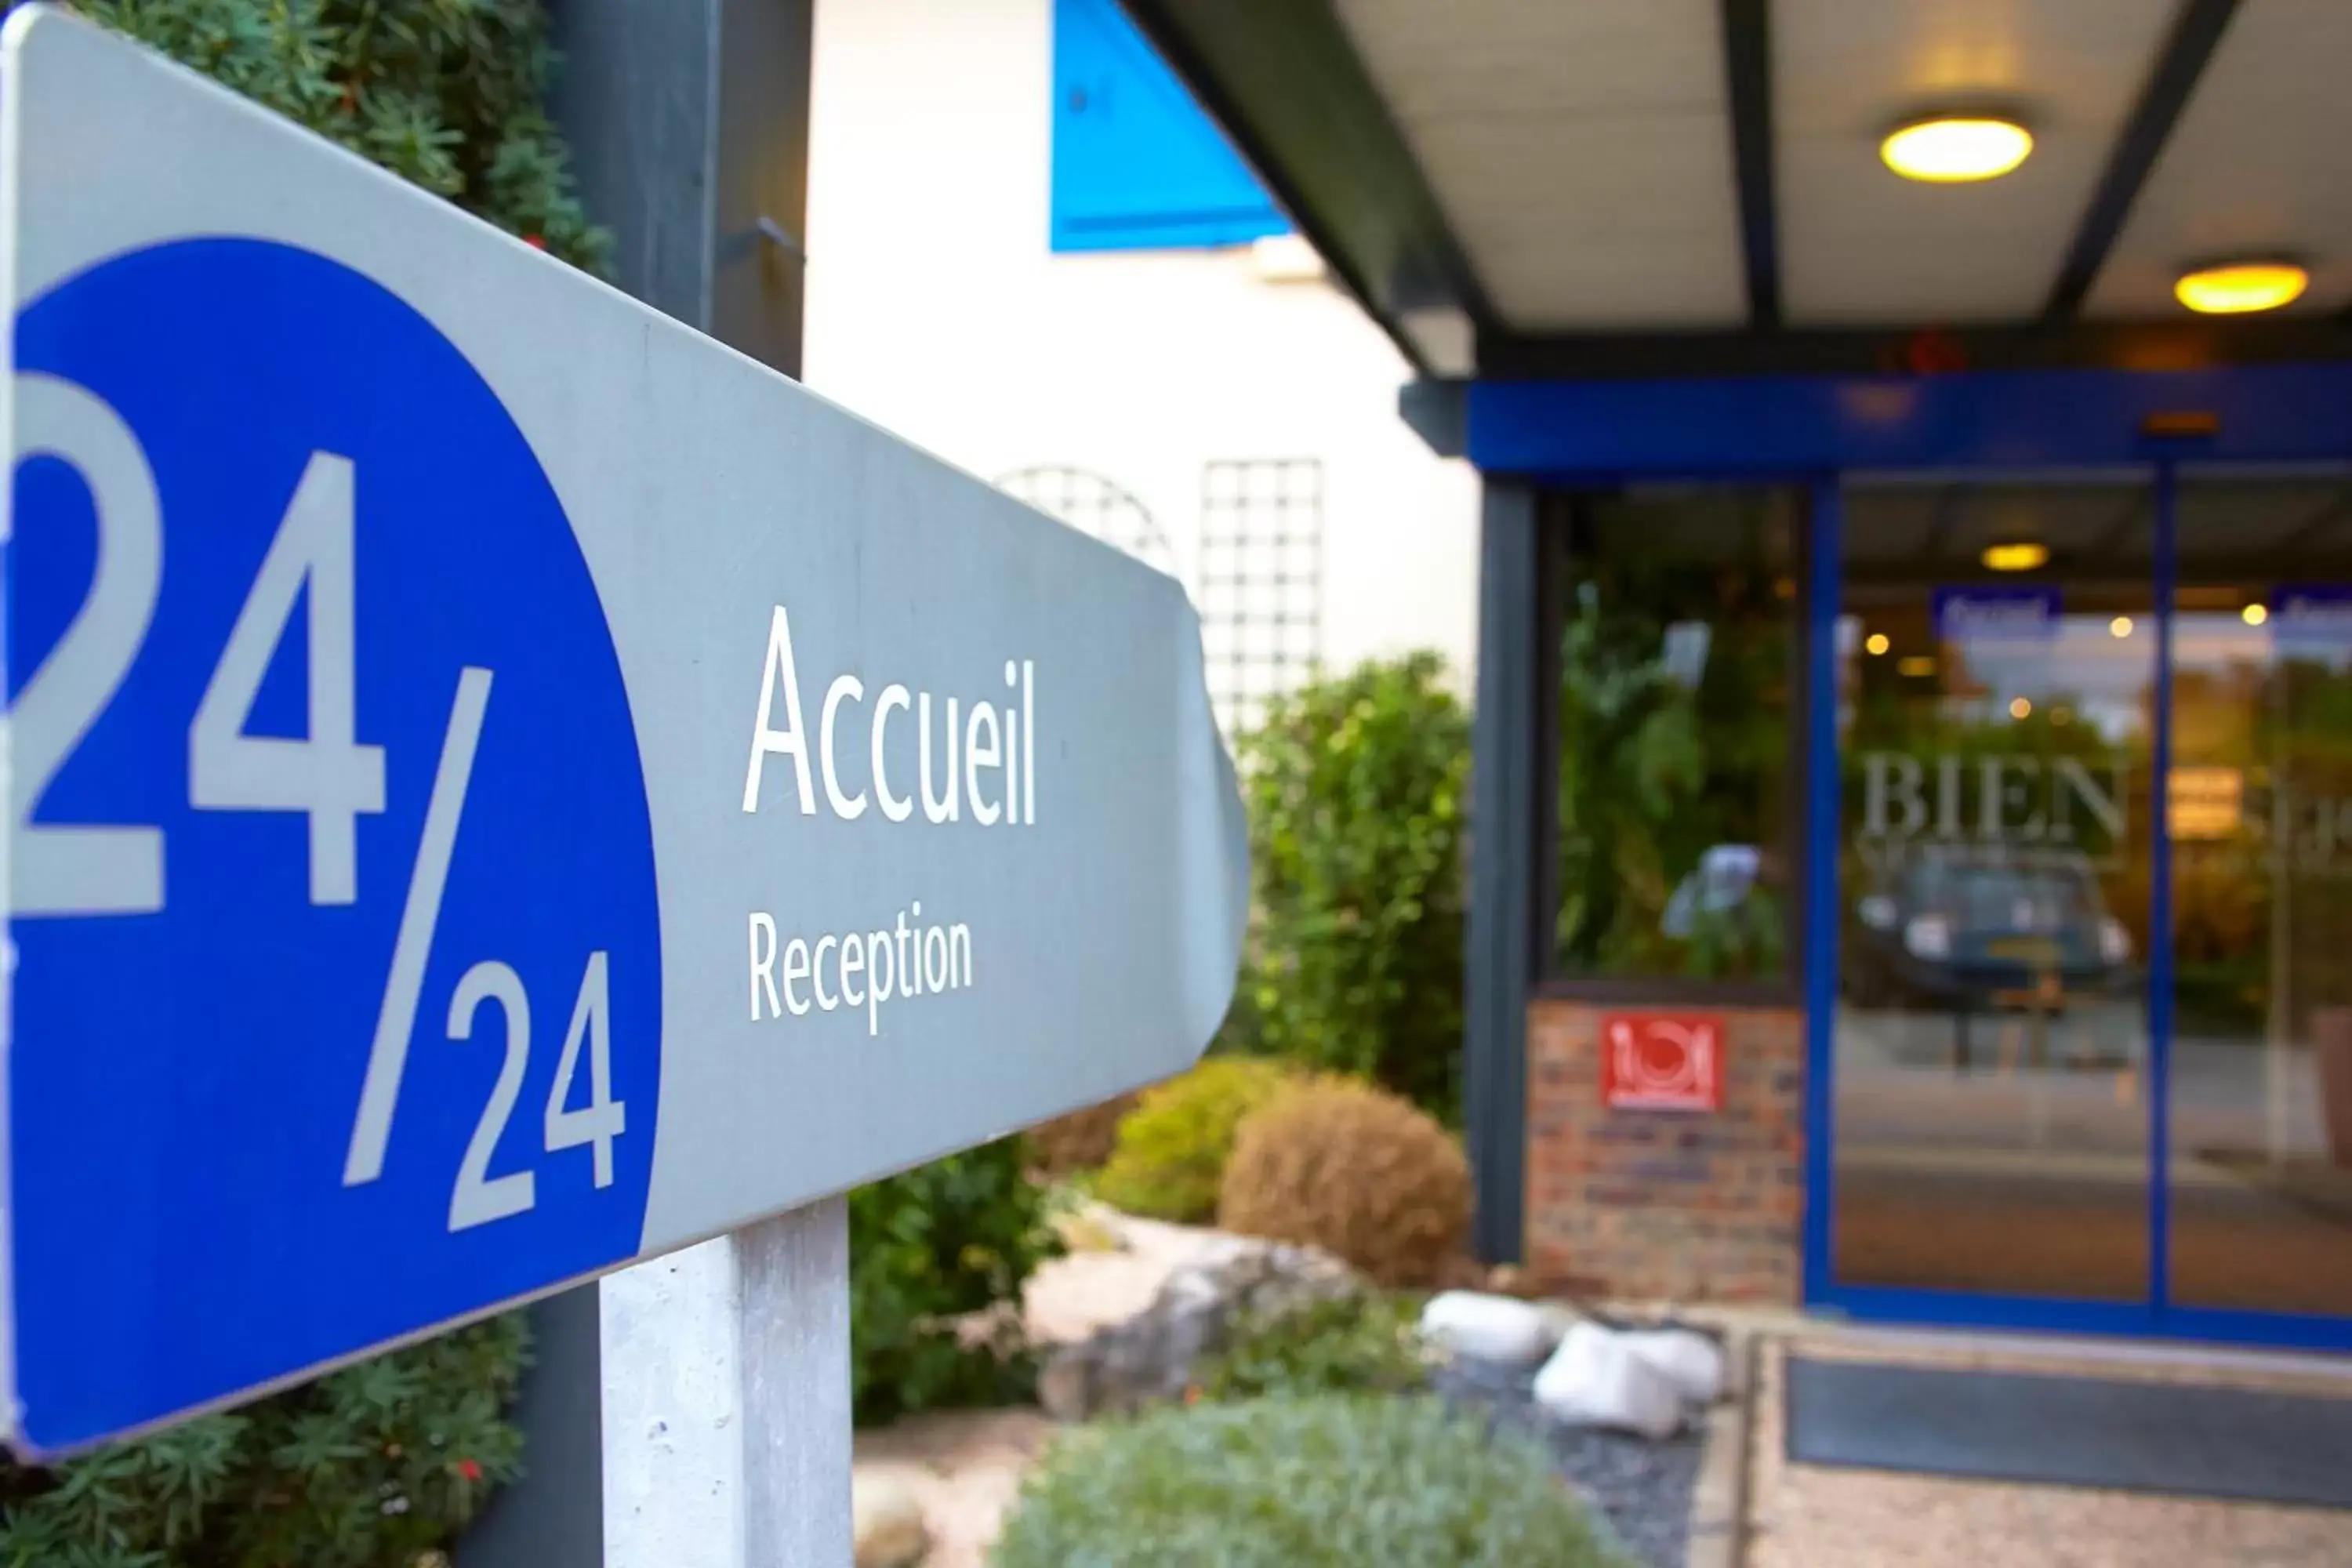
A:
1122,0,2352,378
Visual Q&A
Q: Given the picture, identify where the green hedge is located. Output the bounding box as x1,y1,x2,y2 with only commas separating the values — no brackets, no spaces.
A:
1231,655,1469,1123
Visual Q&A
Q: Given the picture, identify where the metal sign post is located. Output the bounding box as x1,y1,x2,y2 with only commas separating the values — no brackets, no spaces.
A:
0,9,1247,1558
601,1205,853,1564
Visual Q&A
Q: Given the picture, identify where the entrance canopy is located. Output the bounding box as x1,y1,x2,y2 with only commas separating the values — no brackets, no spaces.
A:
1130,2,2352,1344
1123,0,2352,381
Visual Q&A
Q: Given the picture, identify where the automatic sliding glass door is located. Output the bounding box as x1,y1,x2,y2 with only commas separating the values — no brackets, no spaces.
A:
2167,470,2352,1319
1831,474,2155,1301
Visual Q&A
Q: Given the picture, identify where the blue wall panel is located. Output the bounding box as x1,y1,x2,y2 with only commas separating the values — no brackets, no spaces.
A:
1466,364,2352,477
1051,0,1289,252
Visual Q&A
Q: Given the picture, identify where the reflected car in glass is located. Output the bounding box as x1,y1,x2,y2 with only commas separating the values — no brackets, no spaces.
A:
1846,843,2135,1011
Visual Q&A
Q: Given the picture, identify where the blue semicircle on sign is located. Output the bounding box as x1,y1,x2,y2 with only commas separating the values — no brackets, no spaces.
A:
9,238,662,1450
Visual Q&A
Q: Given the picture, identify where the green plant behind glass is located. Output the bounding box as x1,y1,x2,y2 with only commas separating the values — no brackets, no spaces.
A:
1552,533,1788,981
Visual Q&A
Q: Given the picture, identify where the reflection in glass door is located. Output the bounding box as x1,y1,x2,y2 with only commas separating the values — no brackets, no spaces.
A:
1832,476,2154,1300
2169,474,2352,1317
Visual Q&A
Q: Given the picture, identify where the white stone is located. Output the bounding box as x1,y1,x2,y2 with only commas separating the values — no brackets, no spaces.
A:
1534,1301,1581,1342
1620,1327,1727,1406
1532,1321,1685,1440
1417,1290,1562,1366
852,1472,931,1568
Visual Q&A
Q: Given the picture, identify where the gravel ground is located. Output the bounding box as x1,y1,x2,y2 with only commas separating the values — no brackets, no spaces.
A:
1432,1352,1704,1568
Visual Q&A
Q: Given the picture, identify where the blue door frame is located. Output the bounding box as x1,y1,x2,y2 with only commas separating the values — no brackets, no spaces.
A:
1468,361,2352,1352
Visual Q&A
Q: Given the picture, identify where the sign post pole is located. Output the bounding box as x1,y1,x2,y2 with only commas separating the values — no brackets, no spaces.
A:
517,2,842,1561
601,1203,851,1566
572,0,851,1543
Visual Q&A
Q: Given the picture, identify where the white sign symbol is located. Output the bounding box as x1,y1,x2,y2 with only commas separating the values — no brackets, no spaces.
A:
337,662,626,1229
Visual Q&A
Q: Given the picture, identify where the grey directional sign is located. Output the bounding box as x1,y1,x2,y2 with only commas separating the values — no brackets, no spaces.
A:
0,5,1246,1454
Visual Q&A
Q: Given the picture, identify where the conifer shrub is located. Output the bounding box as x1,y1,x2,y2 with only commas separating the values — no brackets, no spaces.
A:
989,1395,1629,1568
1024,1091,1136,1180
1218,1077,1471,1286
0,1315,530,1568
1091,1058,1298,1224
71,0,606,270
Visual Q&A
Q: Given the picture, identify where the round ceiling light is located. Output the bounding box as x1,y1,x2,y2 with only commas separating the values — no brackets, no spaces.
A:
1881,114,2034,183
2175,260,2308,315
1982,541,2049,572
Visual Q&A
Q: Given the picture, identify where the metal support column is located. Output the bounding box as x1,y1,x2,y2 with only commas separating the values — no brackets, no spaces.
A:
1465,479,1542,1265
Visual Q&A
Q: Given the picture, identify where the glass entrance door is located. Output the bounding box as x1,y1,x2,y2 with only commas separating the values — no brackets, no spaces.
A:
2168,472,2352,1319
1831,474,2157,1301
1820,464,2352,1338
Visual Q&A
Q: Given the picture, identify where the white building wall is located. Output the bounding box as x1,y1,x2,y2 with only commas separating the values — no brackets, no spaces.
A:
801,0,1481,688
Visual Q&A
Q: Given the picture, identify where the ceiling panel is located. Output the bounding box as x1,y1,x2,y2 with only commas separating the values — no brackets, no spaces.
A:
1334,0,1744,329
1776,0,2180,326
2085,0,2352,318
2177,477,2350,558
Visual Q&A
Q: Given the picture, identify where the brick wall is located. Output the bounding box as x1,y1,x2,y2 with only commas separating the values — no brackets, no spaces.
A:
1524,999,1806,1304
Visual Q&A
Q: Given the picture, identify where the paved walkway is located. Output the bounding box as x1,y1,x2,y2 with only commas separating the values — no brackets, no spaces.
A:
854,1406,1054,1568
1745,1330,2352,1568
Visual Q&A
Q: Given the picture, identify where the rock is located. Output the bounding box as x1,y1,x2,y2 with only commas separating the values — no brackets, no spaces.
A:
1532,1321,1685,1440
851,1472,930,1568
1619,1326,1726,1406
1036,1232,1358,1421
1534,1301,1582,1342
1035,1351,1095,1423
1418,1290,1562,1366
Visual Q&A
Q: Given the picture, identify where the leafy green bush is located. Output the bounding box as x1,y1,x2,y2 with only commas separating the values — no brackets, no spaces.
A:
74,0,606,270
990,1395,1629,1568
1234,654,1469,1122
0,1315,529,1568
1091,1058,1298,1223
1192,1293,1430,1403
850,1135,1064,1427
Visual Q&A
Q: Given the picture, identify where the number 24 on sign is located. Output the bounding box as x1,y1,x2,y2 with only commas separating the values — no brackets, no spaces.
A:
14,371,623,1233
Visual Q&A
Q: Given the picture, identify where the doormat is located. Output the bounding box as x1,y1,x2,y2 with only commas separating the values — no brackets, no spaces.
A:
1785,1355,2352,1510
